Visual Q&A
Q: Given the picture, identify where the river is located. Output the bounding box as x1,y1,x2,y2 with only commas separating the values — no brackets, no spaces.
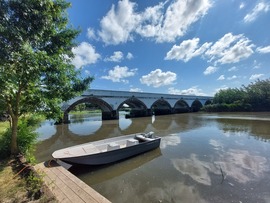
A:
34,112,270,203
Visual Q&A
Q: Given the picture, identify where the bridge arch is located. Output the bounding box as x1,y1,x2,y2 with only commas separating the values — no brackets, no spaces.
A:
151,98,172,115
63,97,115,123
118,97,148,118
174,99,190,113
61,89,213,122
191,99,203,112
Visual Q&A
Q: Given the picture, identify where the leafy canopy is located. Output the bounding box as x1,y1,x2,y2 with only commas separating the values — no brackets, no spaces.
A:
0,0,93,119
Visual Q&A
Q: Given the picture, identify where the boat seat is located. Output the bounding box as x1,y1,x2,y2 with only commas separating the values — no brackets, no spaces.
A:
107,142,120,151
126,139,139,147
82,144,100,154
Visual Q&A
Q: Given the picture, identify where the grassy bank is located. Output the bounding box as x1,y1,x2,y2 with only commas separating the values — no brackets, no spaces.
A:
0,159,29,202
0,121,9,134
0,120,55,202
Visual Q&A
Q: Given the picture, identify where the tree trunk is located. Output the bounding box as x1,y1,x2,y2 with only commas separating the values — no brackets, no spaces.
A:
10,115,19,155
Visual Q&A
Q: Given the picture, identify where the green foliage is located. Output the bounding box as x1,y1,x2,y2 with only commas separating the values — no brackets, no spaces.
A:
0,0,93,154
0,117,39,160
203,79,270,112
26,171,43,199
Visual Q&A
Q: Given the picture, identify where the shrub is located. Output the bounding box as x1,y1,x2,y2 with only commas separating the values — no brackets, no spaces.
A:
0,117,39,161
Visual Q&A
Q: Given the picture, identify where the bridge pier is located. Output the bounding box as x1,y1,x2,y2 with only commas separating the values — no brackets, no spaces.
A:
125,109,152,118
102,110,119,120
63,112,70,124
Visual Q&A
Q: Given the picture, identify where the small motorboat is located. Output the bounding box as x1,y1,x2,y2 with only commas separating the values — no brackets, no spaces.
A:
52,132,161,165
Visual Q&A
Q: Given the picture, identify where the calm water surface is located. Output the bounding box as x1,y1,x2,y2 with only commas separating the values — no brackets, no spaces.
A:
35,112,270,203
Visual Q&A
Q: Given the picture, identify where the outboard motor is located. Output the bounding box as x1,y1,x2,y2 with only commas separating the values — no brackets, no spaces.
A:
145,131,154,138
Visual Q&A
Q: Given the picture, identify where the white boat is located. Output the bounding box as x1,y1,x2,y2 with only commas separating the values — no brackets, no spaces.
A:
52,132,161,165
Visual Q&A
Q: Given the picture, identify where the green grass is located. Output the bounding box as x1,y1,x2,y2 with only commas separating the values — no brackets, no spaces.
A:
0,121,9,135
69,110,101,115
0,159,29,203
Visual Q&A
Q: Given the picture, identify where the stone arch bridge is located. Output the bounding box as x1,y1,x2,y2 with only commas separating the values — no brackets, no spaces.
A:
61,89,213,123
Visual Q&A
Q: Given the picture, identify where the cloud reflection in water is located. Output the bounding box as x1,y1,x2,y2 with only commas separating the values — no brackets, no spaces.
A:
160,134,181,149
172,148,269,186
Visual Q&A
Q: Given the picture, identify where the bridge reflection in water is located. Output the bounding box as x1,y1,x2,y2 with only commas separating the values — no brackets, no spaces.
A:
34,112,270,203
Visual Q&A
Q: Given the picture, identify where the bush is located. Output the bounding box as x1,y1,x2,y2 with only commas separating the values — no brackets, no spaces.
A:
0,117,39,161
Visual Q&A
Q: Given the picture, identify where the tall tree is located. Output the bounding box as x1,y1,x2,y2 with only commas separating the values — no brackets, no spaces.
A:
0,0,93,154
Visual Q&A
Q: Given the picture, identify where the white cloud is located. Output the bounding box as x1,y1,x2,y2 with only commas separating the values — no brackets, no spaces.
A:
213,85,229,94
105,51,124,62
98,0,140,45
97,0,212,45
256,45,270,53
203,66,218,75
240,2,245,9
165,38,212,62
244,1,270,23
87,27,97,40
85,70,90,75
166,33,255,65
249,73,264,80
101,65,137,83
140,69,177,88
228,66,238,72
217,75,225,80
126,52,134,59
142,0,212,43
71,42,101,69
227,75,237,80
168,86,206,96
130,88,142,92
205,33,254,64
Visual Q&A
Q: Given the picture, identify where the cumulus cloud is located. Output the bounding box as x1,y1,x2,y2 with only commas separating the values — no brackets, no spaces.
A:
140,69,177,88
129,87,142,92
105,51,124,62
227,75,237,80
203,66,218,75
168,86,206,96
87,27,97,40
140,0,212,43
217,75,225,80
165,38,212,62
98,0,140,45
228,66,238,72
96,0,212,45
71,42,101,69
249,73,264,80
205,33,254,64
244,1,270,23
126,52,134,59
166,33,255,65
256,45,270,53
101,65,137,83
239,2,245,9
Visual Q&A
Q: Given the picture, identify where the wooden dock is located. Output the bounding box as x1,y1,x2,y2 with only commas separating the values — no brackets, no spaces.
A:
34,162,111,203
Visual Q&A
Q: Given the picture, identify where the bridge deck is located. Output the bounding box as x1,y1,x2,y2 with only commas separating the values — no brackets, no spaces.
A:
34,162,111,203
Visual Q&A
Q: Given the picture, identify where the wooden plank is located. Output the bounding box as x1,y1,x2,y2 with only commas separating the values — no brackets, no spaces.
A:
56,166,111,203
34,163,111,203
49,166,97,203
35,164,70,202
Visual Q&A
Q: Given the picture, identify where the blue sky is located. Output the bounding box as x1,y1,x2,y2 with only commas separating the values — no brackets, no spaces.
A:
67,0,270,96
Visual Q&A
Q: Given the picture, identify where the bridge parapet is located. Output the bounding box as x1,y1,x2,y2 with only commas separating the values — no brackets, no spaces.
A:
61,89,213,123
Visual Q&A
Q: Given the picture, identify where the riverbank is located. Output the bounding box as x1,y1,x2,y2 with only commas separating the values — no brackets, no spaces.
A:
0,157,55,202
0,121,55,202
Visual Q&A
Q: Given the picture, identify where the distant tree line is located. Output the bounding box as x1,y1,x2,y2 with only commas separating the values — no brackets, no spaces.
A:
202,79,270,112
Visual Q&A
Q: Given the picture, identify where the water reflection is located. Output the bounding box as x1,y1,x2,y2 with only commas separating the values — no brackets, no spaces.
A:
160,134,181,149
35,113,270,203
70,148,162,185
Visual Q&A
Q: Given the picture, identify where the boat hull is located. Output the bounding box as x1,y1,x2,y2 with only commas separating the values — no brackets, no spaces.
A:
57,137,161,165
